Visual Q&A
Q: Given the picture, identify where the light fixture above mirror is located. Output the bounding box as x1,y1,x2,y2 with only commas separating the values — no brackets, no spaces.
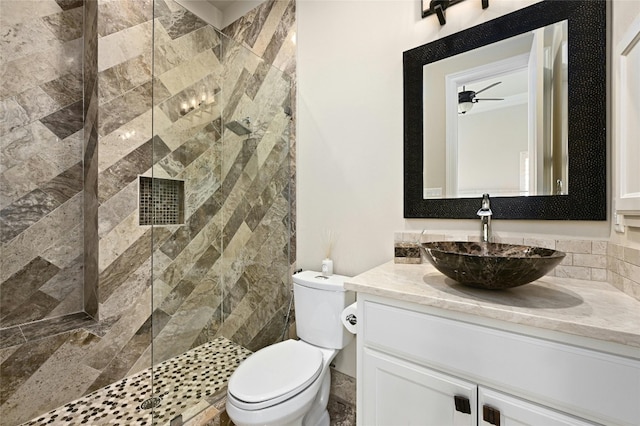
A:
422,0,489,25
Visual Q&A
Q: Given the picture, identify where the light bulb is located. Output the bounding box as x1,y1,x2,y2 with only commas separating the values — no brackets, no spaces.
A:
458,102,474,114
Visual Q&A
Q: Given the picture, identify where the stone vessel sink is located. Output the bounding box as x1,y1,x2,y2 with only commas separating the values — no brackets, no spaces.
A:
422,241,566,289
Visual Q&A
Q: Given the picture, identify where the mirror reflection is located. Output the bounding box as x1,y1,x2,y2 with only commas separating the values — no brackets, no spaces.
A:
422,20,568,199
403,0,606,220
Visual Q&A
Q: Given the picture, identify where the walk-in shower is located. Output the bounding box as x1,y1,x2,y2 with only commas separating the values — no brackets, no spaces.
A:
0,0,296,423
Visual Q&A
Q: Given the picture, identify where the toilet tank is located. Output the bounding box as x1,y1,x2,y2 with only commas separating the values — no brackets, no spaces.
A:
293,271,356,349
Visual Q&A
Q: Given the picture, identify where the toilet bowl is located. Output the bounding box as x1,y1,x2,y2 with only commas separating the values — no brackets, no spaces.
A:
226,271,355,426
226,339,337,426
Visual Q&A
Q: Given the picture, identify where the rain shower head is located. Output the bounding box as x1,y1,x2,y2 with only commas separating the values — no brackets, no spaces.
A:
225,118,252,136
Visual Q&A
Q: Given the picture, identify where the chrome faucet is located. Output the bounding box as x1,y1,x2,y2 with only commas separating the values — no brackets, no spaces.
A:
477,193,492,243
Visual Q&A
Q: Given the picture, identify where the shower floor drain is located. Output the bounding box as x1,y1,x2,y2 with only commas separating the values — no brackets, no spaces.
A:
140,396,162,410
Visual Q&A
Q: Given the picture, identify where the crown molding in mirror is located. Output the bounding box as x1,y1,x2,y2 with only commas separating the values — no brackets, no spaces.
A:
404,0,607,220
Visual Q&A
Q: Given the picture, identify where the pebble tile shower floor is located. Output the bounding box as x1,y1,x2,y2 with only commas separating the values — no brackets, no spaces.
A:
21,337,251,425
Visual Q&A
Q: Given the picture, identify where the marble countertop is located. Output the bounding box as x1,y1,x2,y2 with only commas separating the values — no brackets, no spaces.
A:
346,261,640,351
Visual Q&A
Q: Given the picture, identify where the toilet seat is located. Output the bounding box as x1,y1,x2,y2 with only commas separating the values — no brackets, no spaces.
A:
228,340,324,411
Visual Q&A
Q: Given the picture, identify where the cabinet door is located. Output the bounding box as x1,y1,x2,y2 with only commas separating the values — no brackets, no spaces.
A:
361,348,477,426
479,387,595,426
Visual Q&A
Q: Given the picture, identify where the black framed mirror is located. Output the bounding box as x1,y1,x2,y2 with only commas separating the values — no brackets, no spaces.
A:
404,0,606,220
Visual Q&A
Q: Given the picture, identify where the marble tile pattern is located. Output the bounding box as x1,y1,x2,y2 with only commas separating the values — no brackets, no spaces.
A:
147,0,296,369
20,337,252,426
1,0,85,328
394,243,422,264
346,260,640,349
328,368,357,426
1,0,297,424
608,243,640,301
222,0,297,268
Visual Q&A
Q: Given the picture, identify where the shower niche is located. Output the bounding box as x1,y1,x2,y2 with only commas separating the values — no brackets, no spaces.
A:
138,176,185,226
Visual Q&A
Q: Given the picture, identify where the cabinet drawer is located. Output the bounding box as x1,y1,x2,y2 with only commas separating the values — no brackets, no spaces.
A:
363,300,640,426
479,387,595,426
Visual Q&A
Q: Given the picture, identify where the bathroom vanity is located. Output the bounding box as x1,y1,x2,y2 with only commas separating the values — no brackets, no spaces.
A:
346,262,640,426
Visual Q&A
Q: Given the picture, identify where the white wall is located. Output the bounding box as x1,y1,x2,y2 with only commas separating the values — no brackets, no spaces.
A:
610,0,640,247
297,0,609,281
458,103,528,195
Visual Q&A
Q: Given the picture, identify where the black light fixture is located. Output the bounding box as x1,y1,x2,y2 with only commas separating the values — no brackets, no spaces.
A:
422,0,489,24
429,0,450,25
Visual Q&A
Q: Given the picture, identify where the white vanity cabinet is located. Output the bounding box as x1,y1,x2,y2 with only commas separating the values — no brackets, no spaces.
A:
357,295,640,426
362,348,595,425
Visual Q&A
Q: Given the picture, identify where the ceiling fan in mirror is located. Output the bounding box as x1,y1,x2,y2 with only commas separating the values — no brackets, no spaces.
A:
458,81,503,114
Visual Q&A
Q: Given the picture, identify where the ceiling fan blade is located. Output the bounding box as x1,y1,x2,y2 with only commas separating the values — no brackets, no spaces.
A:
474,97,504,101
474,81,502,95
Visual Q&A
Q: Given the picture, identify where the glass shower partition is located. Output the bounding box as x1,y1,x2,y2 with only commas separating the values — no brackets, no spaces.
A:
150,3,292,423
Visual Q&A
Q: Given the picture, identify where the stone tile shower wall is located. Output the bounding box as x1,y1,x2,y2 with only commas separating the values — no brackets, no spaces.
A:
0,0,297,424
220,0,296,351
148,0,295,363
0,0,85,331
222,0,297,272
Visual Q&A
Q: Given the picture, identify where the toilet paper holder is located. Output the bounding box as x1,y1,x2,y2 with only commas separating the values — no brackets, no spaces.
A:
341,301,358,334
345,313,357,325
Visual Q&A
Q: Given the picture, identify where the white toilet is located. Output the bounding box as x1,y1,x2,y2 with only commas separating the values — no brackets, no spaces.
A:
226,270,355,426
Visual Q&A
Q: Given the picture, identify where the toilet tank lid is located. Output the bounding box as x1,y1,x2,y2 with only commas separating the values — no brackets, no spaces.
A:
293,270,352,291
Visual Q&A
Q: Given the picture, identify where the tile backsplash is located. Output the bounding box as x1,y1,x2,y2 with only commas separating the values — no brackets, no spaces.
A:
608,243,640,301
396,232,640,301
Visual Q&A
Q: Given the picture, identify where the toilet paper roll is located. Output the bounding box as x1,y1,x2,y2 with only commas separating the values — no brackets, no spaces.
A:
341,301,358,334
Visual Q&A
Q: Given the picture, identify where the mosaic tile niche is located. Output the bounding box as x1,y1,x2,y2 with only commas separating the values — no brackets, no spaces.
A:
139,177,185,226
